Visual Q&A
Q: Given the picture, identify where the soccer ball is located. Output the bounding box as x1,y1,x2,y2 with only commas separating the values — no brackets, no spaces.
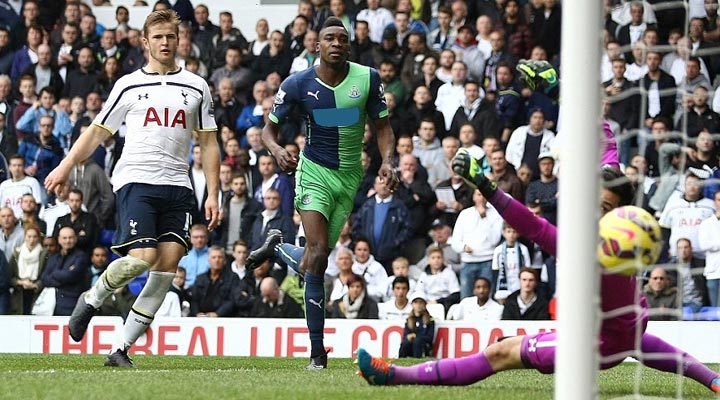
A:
597,206,662,276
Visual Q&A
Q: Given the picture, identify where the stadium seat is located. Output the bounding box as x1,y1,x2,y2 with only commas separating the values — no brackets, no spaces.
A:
100,229,116,247
128,271,148,296
696,307,720,321
426,303,446,321
682,306,695,321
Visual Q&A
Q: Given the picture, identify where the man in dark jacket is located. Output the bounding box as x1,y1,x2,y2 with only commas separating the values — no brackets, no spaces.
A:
189,246,240,317
640,51,676,130
248,188,295,252
501,267,549,320
55,188,98,254
352,175,410,269
41,226,89,316
218,174,262,252
250,277,303,318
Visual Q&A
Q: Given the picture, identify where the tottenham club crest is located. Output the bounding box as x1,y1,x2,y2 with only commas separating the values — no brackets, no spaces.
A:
348,85,361,99
129,219,138,235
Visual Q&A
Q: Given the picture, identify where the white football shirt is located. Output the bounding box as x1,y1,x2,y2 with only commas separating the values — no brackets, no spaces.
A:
93,68,217,192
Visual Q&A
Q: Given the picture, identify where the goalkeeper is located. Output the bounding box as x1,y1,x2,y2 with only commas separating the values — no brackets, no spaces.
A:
356,151,719,393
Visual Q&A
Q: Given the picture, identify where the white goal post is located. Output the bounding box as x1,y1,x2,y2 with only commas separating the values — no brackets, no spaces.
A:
556,1,603,400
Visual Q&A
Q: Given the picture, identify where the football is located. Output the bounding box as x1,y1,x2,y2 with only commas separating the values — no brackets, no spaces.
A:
597,206,662,276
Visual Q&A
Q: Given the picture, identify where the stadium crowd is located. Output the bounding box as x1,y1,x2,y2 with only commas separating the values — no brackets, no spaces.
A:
0,0,719,327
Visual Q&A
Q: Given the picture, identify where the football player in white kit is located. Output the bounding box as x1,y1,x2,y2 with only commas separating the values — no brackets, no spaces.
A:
44,10,220,367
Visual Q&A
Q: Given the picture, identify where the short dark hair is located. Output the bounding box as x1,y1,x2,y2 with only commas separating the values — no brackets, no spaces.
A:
474,276,492,289
321,16,346,31
68,188,84,200
602,167,634,206
392,276,410,289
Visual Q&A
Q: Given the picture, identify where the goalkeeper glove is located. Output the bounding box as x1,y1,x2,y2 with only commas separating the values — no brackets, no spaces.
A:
451,149,497,198
516,59,558,93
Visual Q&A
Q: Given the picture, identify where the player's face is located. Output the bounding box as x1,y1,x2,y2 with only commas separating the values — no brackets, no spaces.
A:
318,26,350,66
600,189,621,216
144,22,179,67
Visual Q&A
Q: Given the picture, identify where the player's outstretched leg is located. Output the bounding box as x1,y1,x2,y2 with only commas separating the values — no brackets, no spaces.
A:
105,271,175,368
246,229,283,270
69,255,151,342
639,333,720,393
305,270,328,369
276,243,304,274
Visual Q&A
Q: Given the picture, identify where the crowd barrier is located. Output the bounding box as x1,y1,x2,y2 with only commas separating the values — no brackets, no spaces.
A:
1,317,719,362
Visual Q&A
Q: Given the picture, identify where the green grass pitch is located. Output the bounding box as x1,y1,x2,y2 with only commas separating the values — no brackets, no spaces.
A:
0,354,716,399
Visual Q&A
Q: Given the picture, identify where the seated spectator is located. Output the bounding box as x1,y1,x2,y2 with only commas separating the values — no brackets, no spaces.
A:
382,257,417,301
351,238,389,302
252,29,292,80
218,174,262,253
17,114,63,184
9,225,45,315
451,277,503,320
501,267,550,320
189,246,240,317
289,29,319,75
378,276,412,320
250,277,304,318
16,86,72,140
178,224,210,289
62,46,98,100
88,245,108,287
209,46,254,96
19,193,46,234
40,226,89,316
668,238,709,313
0,207,24,260
644,267,680,321
248,188,295,252
93,57,123,101
54,188,98,254
329,247,354,304
415,221,462,275
488,148,524,201
252,154,294,217
228,240,249,280
416,246,460,312
505,109,555,181
399,291,434,358
525,152,558,225
329,273,378,319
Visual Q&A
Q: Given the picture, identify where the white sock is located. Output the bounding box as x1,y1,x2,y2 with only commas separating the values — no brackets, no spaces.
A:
120,271,175,349
85,275,115,309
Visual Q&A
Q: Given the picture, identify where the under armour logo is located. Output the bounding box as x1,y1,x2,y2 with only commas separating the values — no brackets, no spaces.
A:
129,219,138,235
138,93,149,100
181,90,188,105
528,338,538,353
308,298,323,309
307,90,320,100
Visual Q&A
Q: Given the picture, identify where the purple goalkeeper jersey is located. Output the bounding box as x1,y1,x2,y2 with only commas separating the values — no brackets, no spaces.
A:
488,189,647,334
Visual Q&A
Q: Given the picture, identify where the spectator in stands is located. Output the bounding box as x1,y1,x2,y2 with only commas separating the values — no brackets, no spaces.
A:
54,188,98,254
329,247,354,304
451,25,484,83
50,2,80,48
17,86,72,140
451,189,503,299
659,173,714,260
405,84,446,140
8,225,45,315
253,29,292,80
378,60,405,111
214,80,242,133
95,29,123,67
0,155,42,219
93,57,122,101
492,223,531,298
41,226,89,316
209,46,254,96
329,272,379,319
245,18,269,65
122,28,145,74
412,119,445,187
248,188,295,252
644,267,680,321
379,275,412,320
400,32,436,92
19,193,45,234
289,29,319,75
682,86,720,138
63,46,98,99
350,237,389,302
23,44,63,98
236,80,269,135
525,152,558,225
688,17,717,79
433,167,474,228
192,4,219,65
20,114,62,187
189,246,240,318
78,14,100,49
0,111,13,165
448,80,498,140
483,31,517,92
352,176,410,271
488,148,524,201
251,276,304,318
435,48,455,83
88,245,108,287
219,174,262,253
350,19,372,63
435,60,467,131
252,154,294,217
457,123,484,160
669,238,710,313
616,1,650,63
68,157,113,228
495,61,523,143
430,6,455,52
382,257,416,300
210,11,248,71
10,24,43,82
399,291,434,357
603,58,639,161
501,267,550,320
394,153,436,263
640,50,676,131
285,14,310,59
179,224,210,289
505,109,555,180
416,246,460,311
411,56,444,106
452,276,503,320
698,190,720,307
530,0,561,59
356,0,393,44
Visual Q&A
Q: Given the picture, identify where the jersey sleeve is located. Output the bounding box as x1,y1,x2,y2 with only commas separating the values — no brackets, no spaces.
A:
93,79,130,133
268,74,299,124
197,79,217,132
367,67,389,120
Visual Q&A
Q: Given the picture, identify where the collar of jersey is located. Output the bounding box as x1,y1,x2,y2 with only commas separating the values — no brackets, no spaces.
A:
141,67,182,76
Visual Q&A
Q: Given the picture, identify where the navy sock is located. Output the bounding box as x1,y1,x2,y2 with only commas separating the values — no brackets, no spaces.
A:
304,271,325,357
276,243,304,274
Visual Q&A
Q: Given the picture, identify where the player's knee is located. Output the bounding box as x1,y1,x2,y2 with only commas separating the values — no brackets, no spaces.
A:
484,338,517,367
105,255,151,288
304,243,329,274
